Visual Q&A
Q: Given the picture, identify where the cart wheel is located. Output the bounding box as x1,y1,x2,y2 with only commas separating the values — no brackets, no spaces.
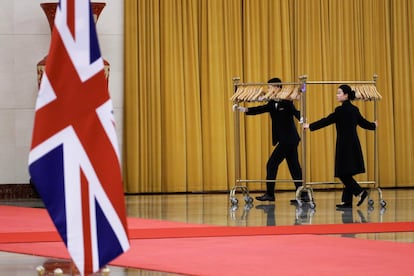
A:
368,199,374,206
244,196,254,204
309,202,316,209
230,197,238,205
380,199,387,207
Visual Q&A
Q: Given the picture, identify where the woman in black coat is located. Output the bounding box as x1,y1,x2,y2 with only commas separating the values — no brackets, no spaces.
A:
303,84,377,208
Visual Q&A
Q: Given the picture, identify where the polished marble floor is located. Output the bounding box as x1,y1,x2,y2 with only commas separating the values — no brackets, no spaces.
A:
0,187,413,275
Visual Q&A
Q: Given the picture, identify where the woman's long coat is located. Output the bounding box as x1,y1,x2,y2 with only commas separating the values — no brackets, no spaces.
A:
309,101,376,177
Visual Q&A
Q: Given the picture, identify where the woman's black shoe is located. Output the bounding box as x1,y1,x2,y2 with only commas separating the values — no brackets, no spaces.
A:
357,190,368,206
336,203,352,209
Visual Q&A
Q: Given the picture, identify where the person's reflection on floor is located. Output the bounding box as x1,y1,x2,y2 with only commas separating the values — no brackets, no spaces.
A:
338,208,368,238
338,208,355,237
356,209,367,223
255,204,276,226
339,208,368,224
340,208,354,224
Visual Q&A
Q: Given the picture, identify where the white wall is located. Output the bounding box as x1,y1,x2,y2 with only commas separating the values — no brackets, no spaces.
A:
0,0,124,184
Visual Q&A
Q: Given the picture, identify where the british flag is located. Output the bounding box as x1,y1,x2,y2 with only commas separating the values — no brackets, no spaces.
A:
29,0,130,274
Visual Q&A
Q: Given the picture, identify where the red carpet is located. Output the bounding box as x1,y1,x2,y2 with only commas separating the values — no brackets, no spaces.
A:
0,234,413,275
1,206,414,275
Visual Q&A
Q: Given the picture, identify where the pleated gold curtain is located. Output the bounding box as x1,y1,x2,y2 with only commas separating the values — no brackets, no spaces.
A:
294,0,393,186
124,0,414,193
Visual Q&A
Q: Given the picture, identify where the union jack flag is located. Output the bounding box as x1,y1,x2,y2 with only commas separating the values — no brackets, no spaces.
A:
29,0,130,274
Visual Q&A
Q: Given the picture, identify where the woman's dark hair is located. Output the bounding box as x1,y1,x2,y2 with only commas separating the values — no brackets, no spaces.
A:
339,84,356,101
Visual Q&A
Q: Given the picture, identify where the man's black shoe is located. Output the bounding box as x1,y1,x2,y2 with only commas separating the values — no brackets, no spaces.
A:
357,190,368,206
255,194,275,202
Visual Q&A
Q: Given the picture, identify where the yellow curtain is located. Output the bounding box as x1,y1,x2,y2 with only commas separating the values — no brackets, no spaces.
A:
390,0,414,186
124,0,414,193
241,0,297,191
294,0,395,186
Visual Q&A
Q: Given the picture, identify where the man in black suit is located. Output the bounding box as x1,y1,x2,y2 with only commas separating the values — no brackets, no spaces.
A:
234,78,304,202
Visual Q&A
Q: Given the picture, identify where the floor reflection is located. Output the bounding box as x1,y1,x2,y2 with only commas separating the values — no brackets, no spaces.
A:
126,189,409,226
